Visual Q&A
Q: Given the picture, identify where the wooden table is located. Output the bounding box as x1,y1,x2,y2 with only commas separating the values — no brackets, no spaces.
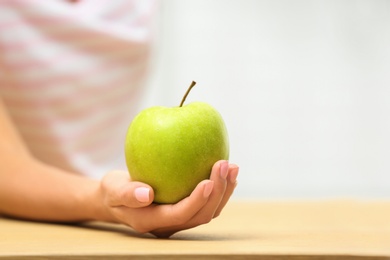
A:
1,200,389,259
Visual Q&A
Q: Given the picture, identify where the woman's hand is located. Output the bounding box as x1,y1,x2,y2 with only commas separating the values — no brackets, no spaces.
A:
98,160,239,238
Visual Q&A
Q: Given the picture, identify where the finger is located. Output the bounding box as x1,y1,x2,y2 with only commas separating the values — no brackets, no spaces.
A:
118,179,214,234
196,159,229,218
149,180,214,227
103,170,154,208
151,160,229,237
213,164,239,218
118,181,154,208
172,160,228,225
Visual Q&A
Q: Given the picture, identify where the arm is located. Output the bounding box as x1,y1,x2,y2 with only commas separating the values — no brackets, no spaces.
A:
0,99,239,237
0,99,107,222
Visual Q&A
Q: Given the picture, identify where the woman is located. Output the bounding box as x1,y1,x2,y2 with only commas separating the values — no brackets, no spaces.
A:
0,0,239,238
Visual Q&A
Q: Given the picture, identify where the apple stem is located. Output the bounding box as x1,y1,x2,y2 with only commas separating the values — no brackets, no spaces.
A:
179,81,196,107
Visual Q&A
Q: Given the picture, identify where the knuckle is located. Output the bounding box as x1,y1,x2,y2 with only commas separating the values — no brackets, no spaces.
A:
203,215,213,224
195,214,213,225
118,188,128,202
130,222,149,234
213,211,221,218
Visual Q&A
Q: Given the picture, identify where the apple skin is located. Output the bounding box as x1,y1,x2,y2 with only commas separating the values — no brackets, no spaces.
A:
125,101,229,204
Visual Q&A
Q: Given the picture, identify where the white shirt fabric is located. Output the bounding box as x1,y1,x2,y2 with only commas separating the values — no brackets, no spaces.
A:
0,0,157,178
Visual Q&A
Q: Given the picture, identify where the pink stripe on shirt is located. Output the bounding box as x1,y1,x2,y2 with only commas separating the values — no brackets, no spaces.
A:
0,0,157,178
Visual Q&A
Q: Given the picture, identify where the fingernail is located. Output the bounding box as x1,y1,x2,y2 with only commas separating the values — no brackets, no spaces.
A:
220,160,229,179
135,187,150,203
203,181,214,198
229,165,239,184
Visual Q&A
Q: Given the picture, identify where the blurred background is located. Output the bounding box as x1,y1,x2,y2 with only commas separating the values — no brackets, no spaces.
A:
141,0,390,199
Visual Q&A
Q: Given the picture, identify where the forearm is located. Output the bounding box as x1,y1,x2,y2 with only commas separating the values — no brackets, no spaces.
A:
0,154,111,223
0,99,113,223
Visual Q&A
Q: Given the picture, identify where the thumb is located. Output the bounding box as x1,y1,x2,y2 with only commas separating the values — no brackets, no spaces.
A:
119,181,155,208
102,170,154,208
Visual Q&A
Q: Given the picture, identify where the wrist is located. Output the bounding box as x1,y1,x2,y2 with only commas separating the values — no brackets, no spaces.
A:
89,180,118,223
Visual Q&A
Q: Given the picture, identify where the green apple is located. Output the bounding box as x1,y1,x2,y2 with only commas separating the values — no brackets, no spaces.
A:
124,81,229,204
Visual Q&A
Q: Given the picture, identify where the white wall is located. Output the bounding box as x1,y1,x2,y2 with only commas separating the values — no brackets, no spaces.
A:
142,0,390,199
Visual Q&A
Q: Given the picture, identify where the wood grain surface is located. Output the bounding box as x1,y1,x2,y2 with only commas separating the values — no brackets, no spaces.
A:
1,200,389,259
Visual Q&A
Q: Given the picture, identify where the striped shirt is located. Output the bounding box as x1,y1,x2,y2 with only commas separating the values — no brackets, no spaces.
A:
0,0,157,178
